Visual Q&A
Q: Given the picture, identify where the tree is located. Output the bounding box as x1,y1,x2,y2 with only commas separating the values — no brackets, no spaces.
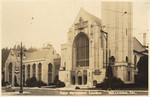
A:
2,47,10,69
14,45,17,50
137,55,148,87
17,45,21,50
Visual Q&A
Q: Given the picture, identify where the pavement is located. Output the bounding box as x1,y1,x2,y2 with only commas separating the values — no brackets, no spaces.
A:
1,86,148,95
2,90,31,95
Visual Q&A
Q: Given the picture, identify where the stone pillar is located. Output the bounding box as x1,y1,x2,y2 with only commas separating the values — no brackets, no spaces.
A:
75,75,78,85
89,69,93,88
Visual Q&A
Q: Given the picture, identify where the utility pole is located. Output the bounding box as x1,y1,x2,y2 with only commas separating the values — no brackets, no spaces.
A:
101,30,108,78
19,42,23,93
108,49,111,90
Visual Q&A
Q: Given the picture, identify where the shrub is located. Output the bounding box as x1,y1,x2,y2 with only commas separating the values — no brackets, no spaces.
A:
48,83,55,85
36,81,47,88
14,76,19,87
26,76,37,87
75,86,80,89
2,81,9,86
54,75,59,84
56,80,65,87
96,76,124,90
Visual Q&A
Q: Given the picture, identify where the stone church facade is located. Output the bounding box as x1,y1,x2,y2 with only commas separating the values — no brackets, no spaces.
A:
59,3,135,88
5,44,60,86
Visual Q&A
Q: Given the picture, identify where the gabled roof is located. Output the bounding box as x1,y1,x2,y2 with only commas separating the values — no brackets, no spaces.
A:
133,37,146,52
13,49,50,61
74,8,102,27
24,49,50,60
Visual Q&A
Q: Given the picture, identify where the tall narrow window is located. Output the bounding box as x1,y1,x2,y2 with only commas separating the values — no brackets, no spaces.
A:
126,56,128,63
22,65,25,85
32,64,36,77
38,63,42,81
75,33,89,67
48,63,52,83
9,62,12,84
27,65,30,79
128,71,130,81
134,55,137,70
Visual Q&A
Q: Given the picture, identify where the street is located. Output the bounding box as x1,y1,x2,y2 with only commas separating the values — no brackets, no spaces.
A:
2,87,148,96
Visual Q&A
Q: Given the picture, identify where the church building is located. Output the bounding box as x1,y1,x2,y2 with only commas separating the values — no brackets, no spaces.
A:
5,43,60,86
59,2,135,88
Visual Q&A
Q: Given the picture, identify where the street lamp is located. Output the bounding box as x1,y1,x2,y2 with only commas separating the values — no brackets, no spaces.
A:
18,42,25,93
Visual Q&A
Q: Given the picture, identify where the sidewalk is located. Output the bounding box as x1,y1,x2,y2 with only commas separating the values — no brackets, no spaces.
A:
2,90,31,95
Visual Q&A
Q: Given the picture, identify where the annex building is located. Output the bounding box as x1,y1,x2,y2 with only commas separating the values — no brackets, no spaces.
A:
59,2,141,88
5,44,60,86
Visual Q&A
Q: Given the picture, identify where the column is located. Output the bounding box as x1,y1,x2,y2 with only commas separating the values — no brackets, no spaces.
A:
75,75,78,85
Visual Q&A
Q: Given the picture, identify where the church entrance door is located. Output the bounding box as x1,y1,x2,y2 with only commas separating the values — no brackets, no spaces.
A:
84,76,87,85
78,76,82,85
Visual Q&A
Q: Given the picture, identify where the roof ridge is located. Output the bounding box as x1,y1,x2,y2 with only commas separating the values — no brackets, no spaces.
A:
133,37,144,47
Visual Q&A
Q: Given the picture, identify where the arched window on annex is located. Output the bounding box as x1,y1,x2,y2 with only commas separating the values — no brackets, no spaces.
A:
9,62,13,84
27,65,30,79
22,65,25,85
38,63,42,81
32,63,36,77
48,63,52,83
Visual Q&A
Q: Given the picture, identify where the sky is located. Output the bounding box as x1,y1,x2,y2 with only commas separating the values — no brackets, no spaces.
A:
1,0,150,54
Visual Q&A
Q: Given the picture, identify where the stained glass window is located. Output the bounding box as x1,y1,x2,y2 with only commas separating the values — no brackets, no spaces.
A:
76,34,89,67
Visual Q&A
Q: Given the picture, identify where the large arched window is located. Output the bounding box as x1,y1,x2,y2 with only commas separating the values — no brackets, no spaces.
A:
9,62,13,83
27,65,30,79
75,33,89,67
32,64,36,77
38,63,42,81
48,63,52,83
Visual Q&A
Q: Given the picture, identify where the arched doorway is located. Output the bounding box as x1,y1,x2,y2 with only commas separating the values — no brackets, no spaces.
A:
78,76,82,85
9,62,13,84
84,76,87,85
72,76,75,85
93,80,97,86
109,56,115,65
73,32,89,68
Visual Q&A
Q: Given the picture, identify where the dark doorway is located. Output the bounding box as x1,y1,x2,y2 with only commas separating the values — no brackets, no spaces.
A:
93,80,97,86
84,76,87,85
72,76,75,85
78,76,82,85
